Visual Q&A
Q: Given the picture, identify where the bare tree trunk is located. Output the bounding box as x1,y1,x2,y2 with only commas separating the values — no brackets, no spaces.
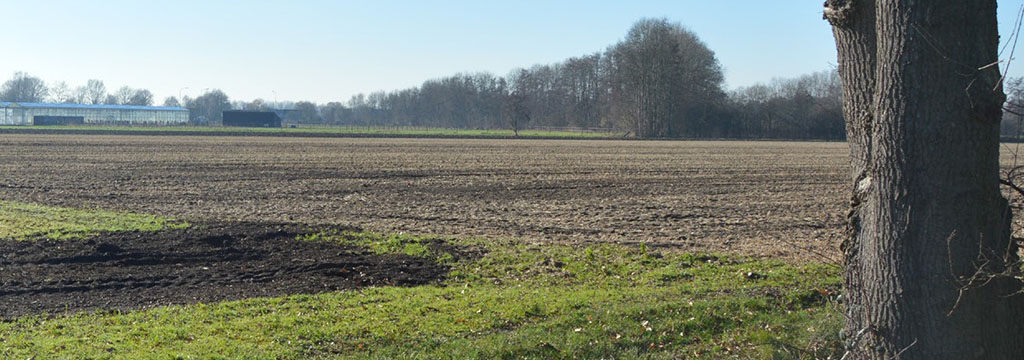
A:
825,0,1024,358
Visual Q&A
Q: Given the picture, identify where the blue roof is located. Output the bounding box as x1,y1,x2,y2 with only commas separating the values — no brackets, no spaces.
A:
0,102,188,112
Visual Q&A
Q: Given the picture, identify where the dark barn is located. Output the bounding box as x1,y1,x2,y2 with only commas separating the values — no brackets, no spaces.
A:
222,111,282,128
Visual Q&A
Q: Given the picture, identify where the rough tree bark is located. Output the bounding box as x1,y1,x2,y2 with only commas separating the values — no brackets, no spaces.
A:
825,0,1024,358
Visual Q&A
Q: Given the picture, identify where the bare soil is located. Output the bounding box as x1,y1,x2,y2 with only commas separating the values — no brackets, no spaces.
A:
0,135,852,261
0,222,452,319
6,134,1023,319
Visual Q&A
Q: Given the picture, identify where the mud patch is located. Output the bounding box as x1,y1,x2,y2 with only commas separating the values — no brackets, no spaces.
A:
0,223,451,319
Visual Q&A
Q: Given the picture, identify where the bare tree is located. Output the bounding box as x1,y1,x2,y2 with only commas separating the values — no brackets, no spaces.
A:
825,0,1024,358
504,70,531,136
127,89,153,106
48,81,73,103
606,18,724,138
73,87,87,104
242,98,268,111
293,101,321,124
112,86,135,105
0,72,49,103
162,96,182,107
76,79,107,105
729,71,844,140
106,86,152,106
185,89,231,125
320,102,349,125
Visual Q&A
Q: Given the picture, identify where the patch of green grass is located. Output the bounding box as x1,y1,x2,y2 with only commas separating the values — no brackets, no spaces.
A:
0,125,620,139
0,200,188,240
298,231,436,259
1,228,842,359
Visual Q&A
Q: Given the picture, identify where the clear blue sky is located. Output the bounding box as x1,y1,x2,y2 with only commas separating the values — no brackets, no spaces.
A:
1,0,1023,103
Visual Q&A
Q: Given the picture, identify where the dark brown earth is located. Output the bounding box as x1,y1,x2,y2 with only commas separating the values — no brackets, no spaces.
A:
3,134,1024,317
0,134,851,261
2,134,1023,263
0,222,455,319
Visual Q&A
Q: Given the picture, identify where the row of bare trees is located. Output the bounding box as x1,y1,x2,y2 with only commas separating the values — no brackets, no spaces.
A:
292,19,845,139
0,74,154,107
0,72,234,125
312,19,732,138
729,70,845,139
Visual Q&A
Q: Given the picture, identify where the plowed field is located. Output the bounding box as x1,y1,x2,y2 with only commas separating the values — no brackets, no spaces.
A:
1,135,859,260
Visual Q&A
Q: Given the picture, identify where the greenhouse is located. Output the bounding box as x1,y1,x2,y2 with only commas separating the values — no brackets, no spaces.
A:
0,102,189,126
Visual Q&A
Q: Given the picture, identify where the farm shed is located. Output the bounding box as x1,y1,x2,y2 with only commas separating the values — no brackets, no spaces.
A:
0,102,189,126
222,111,282,128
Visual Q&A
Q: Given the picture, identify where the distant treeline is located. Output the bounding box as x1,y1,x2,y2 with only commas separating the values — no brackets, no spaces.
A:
0,18,917,140
289,19,847,140
294,19,847,140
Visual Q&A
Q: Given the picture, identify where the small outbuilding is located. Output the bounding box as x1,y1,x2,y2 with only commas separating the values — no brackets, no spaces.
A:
222,111,282,128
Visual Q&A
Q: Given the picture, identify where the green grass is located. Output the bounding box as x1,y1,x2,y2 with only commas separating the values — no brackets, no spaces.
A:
299,231,442,260
0,222,843,359
0,200,188,240
0,125,620,139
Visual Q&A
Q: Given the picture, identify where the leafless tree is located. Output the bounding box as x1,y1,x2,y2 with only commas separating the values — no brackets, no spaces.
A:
113,86,135,105
76,79,107,105
606,18,724,138
48,81,74,103
127,89,153,106
319,102,349,125
293,101,321,124
503,75,530,136
241,98,268,111
185,89,231,125
162,96,182,107
730,71,844,139
1002,77,1024,137
106,86,153,106
0,72,49,103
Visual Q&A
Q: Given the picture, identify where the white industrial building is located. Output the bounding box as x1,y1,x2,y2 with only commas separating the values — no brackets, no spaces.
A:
0,102,189,126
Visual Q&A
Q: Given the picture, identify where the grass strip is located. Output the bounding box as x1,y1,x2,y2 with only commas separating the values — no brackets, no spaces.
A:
0,200,188,240
1,229,843,359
